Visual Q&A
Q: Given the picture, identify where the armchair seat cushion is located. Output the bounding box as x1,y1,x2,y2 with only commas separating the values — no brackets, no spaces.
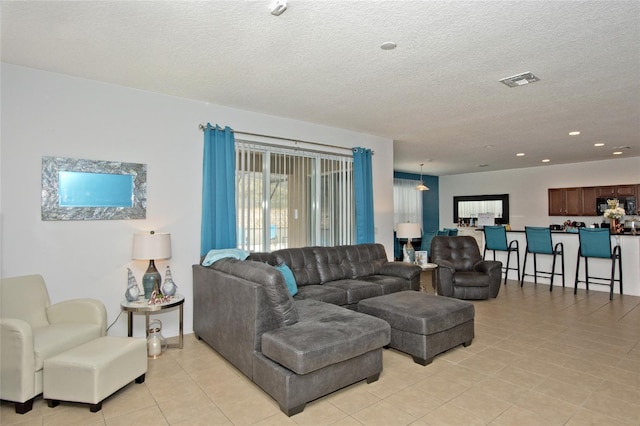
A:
261,299,390,375
34,323,104,370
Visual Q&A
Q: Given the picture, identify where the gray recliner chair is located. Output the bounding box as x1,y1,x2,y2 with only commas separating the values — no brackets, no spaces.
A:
431,236,502,300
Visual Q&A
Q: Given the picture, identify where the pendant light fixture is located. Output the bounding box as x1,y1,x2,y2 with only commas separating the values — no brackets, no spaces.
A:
416,163,429,191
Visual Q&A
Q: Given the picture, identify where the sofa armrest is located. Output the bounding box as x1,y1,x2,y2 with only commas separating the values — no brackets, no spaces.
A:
46,299,107,336
378,261,421,280
0,318,36,402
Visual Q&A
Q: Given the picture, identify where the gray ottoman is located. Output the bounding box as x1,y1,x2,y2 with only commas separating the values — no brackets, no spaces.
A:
358,291,474,365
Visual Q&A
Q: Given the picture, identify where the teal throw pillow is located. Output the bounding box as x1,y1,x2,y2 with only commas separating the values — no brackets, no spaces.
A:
274,263,298,296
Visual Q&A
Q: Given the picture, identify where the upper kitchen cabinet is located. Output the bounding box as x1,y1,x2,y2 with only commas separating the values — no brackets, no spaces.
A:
548,187,581,216
598,184,636,197
581,187,598,216
549,184,639,216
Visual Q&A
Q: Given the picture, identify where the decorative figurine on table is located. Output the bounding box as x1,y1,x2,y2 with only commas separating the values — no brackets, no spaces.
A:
147,290,171,305
125,268,141,302
161,265,177,297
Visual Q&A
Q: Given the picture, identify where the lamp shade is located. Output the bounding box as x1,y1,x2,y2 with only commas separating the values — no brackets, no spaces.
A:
132,232,172,260
396,223,421,240
416,182,429,191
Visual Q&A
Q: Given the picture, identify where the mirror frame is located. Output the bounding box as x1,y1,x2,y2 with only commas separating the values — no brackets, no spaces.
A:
453,193,509,225
41,156,147,221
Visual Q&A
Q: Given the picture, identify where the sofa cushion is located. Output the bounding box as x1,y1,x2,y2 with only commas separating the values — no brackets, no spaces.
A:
356,274,409,294
248,252,276,265
312,247,348,283
293,285,348,306
342,244,388,279
322,280,382,304
210,258,298,326
272,247,322,286
261,299,390,375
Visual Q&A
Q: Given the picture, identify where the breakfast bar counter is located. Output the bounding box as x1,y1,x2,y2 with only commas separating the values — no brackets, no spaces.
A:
483,230,639,296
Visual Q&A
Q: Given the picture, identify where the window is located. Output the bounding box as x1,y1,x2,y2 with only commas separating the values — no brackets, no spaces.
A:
393,178,423,228
236,141,354,252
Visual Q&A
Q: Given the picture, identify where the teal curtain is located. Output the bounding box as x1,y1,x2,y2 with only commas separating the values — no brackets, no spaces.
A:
353,147,374,243
201,123,237,255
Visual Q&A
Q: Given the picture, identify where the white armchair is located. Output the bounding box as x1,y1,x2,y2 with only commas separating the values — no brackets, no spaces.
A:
0,274,106,414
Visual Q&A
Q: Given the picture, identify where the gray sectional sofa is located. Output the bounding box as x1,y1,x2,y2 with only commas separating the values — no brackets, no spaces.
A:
192,243,421,416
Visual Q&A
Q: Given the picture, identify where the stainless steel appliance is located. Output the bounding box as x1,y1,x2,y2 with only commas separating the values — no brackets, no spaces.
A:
596,196,637,215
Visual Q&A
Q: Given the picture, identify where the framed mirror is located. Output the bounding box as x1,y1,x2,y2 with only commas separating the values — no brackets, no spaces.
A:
41,156,147,220
453,194,509,225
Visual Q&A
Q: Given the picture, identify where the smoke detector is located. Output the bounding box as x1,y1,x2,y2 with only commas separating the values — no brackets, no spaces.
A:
270,0,287,16
499,72,540,88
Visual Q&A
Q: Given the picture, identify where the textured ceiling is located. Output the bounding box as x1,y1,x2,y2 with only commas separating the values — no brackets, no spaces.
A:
2,1,639,175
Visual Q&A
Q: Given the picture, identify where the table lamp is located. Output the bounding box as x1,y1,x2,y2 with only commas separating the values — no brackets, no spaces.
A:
132,231,172,299
396,222,421,263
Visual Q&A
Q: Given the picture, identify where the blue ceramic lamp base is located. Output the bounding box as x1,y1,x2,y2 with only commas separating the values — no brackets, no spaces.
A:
142,259,162,299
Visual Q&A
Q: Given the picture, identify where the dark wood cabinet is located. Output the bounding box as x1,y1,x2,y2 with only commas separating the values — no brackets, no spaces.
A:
597,186,617,196
581,187,598,216
548,187,581,216
616,184,635,196
548,183,639,216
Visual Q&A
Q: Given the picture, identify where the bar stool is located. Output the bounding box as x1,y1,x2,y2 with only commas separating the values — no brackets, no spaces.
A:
520,226,565,291
574,228,622,300
483,225,520,285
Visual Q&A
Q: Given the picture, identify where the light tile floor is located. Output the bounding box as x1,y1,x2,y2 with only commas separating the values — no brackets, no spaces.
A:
2,278,639,425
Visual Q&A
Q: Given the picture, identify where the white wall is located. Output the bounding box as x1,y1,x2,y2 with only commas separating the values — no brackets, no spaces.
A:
0,64,395,338
439,158,640,230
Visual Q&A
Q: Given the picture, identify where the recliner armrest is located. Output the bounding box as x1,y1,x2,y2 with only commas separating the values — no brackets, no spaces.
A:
433,260,456,297
46,299,107,336
434,259,455,272
473,260,502,275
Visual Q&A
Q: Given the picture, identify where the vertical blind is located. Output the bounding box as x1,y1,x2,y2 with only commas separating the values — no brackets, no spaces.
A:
236,141,354,251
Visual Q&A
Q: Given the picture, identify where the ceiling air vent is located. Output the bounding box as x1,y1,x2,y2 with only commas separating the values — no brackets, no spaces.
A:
499,72,540,88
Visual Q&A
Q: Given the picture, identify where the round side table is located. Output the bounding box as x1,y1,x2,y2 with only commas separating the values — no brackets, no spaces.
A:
418,263,438,293
120,294,184,349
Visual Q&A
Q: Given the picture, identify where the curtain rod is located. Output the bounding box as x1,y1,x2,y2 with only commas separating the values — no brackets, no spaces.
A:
198,123,373,154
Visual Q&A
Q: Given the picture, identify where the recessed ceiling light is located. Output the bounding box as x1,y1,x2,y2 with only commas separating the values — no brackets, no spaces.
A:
516,153,525,156
380,41,397,50
569,131,580,136
484,145,494,149
542,159,551,163
613,151,623,155
594,143,605,147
